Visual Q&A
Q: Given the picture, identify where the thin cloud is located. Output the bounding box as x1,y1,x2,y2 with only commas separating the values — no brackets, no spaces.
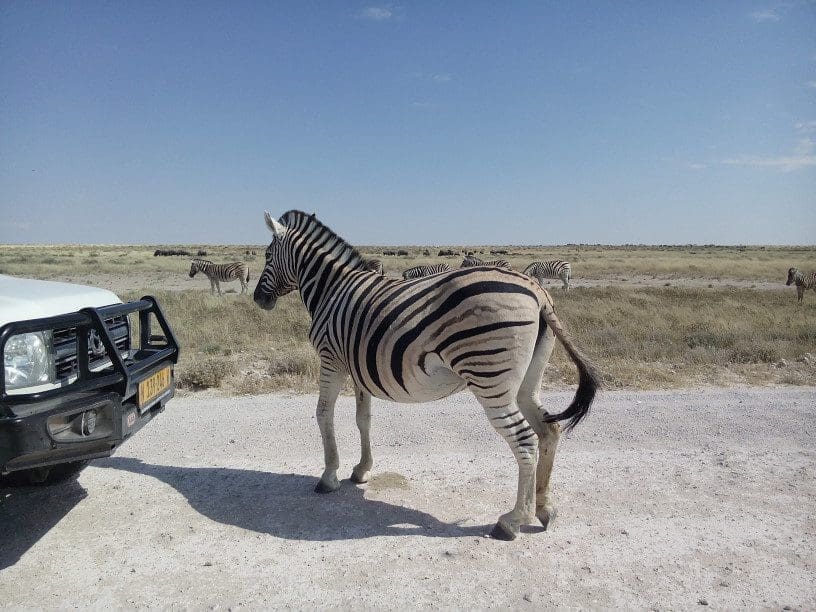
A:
806,80,816,89
720,139,816,172
748,9,781,22
795,120,816,131
359,6,393,21
432,73,452,83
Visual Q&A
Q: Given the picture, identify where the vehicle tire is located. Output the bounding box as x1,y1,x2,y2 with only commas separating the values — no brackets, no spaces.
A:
0,460,89,486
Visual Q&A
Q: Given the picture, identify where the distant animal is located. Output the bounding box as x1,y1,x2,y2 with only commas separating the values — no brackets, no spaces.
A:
401,263,451,280
253,210,600,540
363,259,384,275
460,255,512,270
189,258,250,295
523,261,572,291
786,267,815,303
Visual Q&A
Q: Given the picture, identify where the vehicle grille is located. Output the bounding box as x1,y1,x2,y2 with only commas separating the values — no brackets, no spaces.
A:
53,315,131,380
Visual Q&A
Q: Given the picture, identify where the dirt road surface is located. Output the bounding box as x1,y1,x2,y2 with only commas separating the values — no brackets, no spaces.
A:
2,387,814,609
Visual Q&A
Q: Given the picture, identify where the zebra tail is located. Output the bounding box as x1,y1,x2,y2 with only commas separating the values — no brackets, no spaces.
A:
539,304,601,432
245,267,251,283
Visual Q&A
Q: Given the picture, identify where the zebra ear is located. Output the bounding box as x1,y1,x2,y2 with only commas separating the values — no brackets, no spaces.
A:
264,211,287,239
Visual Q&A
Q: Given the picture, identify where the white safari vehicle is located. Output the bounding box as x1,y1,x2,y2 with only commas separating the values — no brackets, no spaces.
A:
0,275,179,484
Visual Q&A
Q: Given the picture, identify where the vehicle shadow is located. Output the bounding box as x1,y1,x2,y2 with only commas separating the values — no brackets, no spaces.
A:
0,478,88,571
97,456,490,540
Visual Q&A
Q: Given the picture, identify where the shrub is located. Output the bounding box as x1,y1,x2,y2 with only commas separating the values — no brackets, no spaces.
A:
178,357,237,390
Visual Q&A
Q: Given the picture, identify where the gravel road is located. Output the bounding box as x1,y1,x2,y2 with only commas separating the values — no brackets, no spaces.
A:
1,387,814,609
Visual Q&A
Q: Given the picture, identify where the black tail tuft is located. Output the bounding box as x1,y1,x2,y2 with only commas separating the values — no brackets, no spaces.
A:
543,334,601,432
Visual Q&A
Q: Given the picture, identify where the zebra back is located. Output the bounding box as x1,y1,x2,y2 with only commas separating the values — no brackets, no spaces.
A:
461,256,511,270
402,263,452,280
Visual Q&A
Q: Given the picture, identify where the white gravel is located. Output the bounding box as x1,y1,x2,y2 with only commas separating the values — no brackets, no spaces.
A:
1,387,815,609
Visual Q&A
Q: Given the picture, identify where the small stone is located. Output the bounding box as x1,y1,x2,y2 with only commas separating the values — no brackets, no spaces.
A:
698,598,708,606
204,561,213,567
523,593,533,603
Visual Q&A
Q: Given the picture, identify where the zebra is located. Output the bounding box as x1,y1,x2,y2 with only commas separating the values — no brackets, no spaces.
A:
786,267,816,303
460,255,512,270
362,259,384,275
523,261,572,291
402,263,452,280
189,258,251,295
254,210,600,540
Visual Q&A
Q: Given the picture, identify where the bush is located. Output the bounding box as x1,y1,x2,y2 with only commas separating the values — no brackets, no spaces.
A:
178,357,237,390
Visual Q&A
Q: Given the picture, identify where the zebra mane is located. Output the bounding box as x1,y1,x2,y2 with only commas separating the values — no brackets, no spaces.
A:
280,210,366,269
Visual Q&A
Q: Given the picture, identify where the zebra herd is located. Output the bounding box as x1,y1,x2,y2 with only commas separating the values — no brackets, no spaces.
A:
400,255,572,290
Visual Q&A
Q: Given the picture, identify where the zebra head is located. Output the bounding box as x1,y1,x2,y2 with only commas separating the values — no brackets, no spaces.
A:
253,212,299,310
786,267,799,286
460,256,478,268
188,259,200,278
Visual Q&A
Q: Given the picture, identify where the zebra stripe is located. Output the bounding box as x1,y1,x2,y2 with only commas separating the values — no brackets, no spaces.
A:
402,263,452,280
189,258,251,295
254,210,600,540
363,259,384,275
460,255,512,270
523,260,572,291
786,267,816,304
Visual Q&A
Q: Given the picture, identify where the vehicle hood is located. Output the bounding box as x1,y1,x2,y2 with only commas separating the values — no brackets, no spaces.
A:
0,275,122,328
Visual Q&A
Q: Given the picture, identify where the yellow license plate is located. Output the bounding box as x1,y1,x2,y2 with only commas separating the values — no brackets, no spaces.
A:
138,367,171,407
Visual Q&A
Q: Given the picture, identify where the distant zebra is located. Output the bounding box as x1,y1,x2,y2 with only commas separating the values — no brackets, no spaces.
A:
189,259,251,295
460,255,512,270
402,263,452,280
363,259,384,275
254,210,600,540
786,267,816,303
523,261,572,291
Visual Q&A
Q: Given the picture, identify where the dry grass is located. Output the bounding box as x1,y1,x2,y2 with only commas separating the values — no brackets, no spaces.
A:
2,243,814,394
121,285,815,395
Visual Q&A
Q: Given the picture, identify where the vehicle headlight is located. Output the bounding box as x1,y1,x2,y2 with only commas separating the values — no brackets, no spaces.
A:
4,331,55,390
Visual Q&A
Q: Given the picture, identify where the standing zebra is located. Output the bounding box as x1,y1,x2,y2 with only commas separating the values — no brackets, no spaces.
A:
189,258,251,295
362,259,384,275
460,255,512,270
254,210,600,540
786,267,816,303
523,261,572,291
402,263,452,280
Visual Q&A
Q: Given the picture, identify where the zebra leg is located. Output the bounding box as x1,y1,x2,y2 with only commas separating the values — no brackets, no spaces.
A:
350,386,373,484
798,286,804,303
562,273,570,291
215,279,222,296
516,322,561,529
314,363,347,494
209,278,216,295
471,386,538,541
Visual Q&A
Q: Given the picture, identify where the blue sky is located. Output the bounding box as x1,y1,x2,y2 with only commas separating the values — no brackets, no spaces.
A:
1,2,814,245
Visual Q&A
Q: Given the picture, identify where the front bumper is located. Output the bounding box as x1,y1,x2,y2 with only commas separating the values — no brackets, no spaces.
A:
0,296,179,474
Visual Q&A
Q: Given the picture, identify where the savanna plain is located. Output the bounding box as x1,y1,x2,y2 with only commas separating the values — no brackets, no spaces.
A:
1,243,814,394
1,243,814,609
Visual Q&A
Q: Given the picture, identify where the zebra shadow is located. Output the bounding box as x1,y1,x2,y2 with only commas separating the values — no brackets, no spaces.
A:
97,457,489,540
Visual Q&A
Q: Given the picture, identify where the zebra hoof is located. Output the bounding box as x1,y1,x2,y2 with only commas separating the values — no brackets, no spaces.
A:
350,468,370,484
314,479,340,494
489,521,517,541
537,507,557,530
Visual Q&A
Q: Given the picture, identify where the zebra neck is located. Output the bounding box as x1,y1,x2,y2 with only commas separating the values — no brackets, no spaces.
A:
295,243,362,317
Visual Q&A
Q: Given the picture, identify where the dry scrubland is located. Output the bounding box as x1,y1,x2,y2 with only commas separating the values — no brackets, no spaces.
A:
0,244,814,394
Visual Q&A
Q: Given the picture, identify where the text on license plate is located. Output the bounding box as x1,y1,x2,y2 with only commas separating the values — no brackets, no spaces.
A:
138,367,171,407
